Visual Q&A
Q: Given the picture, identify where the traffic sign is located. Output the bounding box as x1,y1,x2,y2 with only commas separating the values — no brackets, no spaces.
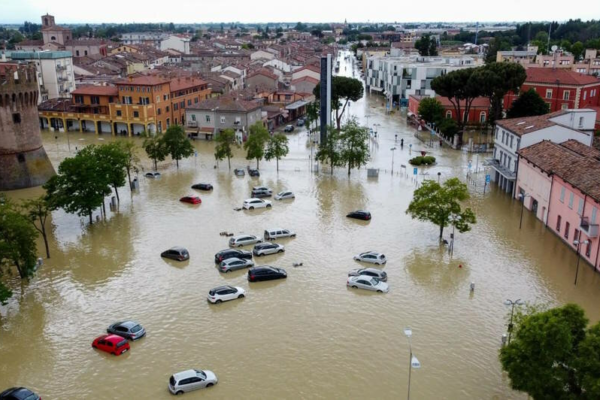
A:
486,174,491,183
413,167,418,175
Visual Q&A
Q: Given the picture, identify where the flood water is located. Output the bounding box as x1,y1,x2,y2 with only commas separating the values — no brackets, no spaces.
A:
2,52,600,399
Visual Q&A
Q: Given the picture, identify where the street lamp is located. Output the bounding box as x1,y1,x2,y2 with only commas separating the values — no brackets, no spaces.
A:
404,327,420,400
373,123,380,137
504,299,524,344
448,215,461,256
391,147,397,175
518,193,531,229
573,239,590,286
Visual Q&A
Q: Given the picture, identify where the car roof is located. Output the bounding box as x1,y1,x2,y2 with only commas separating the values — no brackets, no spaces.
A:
212,285,234,291
116,320,138,328
266,228,285,231
0,388,35,400
361,268,381,273
105,334,125,342
244,198,261,202
170,246,187,251
253,265,275,271
223,257,243,263
233,234,255,239
173,369,198,381
256,242,274,246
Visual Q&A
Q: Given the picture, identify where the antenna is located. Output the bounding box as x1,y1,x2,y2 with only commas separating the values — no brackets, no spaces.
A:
547,23,552,54
474,22,479,46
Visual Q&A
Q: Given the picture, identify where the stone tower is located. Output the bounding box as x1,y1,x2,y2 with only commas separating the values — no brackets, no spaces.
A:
0,63,55,190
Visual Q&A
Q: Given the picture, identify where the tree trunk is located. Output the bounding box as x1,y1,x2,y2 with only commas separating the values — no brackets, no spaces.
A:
439,224,444,239
89,211,93,225
228,156,231,170
40,222,50,259
256,158,259,169
15,260,24,279
348,162,351,176
153,159,157,171
113,185,120,203
330,160,334,175
276,158,279,172
126,167,132,191
176,158,179,169
102,200,106,220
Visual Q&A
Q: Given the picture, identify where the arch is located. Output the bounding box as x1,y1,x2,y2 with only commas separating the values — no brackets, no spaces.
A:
51,36,56,41
445,110,452,119
34,91,38,104
479,111,487,123
24,92,29,106
44,17,49,26
18,92,24,107
12,93,16,104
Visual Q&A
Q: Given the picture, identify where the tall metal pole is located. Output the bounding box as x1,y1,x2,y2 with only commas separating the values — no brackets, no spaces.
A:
519,198,525,229
508,303,515,344
574,241,584,286
407,338,412,400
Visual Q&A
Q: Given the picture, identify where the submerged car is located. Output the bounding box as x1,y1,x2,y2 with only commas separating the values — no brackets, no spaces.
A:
264,228,296,240
191,183,213,191
234,168,245,176
0,388,41,400
243,198,272,210
219,257,254,273
145,172,161,178
161,247,190,262
348,268,387,282
107,321,146,341
274,191,295,200
92,334,130,356
353,251,386,265
228,235,263,248
253,242,285,256
347,210,371,220
248,169,260,177
296,118,305,126
214,249,253,264
168,369,218,395
207,286,246,303
347,276,389,293
247,266,287,282
251,188,271,198
180,196,201,204
284,125,294,132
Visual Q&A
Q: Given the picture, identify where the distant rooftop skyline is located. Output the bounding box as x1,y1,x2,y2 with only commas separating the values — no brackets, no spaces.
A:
3,0,600,25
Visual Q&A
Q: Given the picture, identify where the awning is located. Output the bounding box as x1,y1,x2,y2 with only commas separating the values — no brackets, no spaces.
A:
200,127,215,133
370,86,383,92
285,100,309,110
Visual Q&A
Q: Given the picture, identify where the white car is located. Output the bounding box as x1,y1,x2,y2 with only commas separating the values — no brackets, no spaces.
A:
207,285,246,303
253,242,285,256
274,191,295,200
219,257,254,273
145,172,161,178
353,251,387,265
347,275,389,293
168,369,218,395
252,186,271,192
348,268,387,281
243,198,272,210
264,228,296,240
229,234,263,247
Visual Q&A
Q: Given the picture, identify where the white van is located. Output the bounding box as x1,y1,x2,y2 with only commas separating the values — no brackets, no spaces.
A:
264,228,296,241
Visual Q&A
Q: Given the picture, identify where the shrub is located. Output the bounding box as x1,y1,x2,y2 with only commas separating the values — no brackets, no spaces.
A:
409,156,436,166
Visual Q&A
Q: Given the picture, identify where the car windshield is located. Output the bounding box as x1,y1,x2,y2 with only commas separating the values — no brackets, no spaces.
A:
131,324,142,333
195,370,207,379
117,339,128,348
370,278,380,285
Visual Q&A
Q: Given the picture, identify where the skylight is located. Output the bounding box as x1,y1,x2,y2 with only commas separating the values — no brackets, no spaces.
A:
516,122,526,125
524,125,535,130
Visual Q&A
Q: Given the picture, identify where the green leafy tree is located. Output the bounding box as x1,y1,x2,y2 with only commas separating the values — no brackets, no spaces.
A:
305,102,320,133
244,122,270,169
19,197,52,259
507,89,550,118
265,133,289,171
214,129,237,169
484,37,512,64
406,178,476,239
95,143,128,203
163,125,195,169
417,97,444,124
415,34,438,56
571,41,585,60
0,203,39,280
143,135,168,171
116,141,140,191
500,303,600,399
438,118,459,140
339,118,370,176
313,76,364,130
479,63,527,123
316,126,343,175
0,281,11,305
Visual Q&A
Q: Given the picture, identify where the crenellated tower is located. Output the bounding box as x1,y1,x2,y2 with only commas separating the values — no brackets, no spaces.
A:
0,63,55,190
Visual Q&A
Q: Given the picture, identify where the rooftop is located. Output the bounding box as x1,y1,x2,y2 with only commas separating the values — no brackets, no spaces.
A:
188,96,261,113
72,86,119,96
525,68,600,86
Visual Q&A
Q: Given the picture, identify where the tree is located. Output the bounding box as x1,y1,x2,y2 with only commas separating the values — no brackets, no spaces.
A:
0,281,11,305
438,118,458,140
305,102,320,133
214,129,237,169
316,127,342,175
417,97,444,124
500,303,600,399
571,41,585,60
0,203,39,280
244,122,270,169
485,37,512,64
406,178,476,239
143,135,168,171
479,63,527,123
265,133,289,171
116,141,140,191
415,34,438,56
163,125,195,169
313,76,364,130
95,143,128,203
339,118,370,176
19,197,52,259
507,89,550,118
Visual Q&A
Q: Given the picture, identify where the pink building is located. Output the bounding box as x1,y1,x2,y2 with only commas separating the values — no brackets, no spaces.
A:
517,140,600,271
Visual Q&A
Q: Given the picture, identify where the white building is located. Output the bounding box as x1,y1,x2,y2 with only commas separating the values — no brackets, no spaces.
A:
160,35,190,55
250,50,275,61
491,109,596,195
365,55,482,104
3,50,75,103
120,32,168,48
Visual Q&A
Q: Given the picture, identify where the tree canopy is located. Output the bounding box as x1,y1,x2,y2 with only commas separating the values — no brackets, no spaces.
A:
143,134,169,171
314,76,364,130
316,126,343,175
415,34,438,56
417,97,444,124
479,62,527,123
162,125,195,168
339,118,370,176
214,129,237,169
19,197,52,259
0,202,39,280
244,122,270,169
507,89,550,118
95,142,128,202
265,133,289,172
406,178,476,239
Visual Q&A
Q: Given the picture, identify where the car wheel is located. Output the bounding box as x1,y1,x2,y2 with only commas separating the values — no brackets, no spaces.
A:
206,383,214,388
278,250,283,253
352,286,358,289
238,294,245,298
226,269,231,273
92,344,97,348
266,204,272,208
377,290,383,293
176,391,184,395
249,206,254,210
259,253,264,257
238,244,243,248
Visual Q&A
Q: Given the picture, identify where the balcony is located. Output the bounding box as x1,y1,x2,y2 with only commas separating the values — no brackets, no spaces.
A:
487,159,516,180
56,64,67,71
580,217,599,238
187,121,198,128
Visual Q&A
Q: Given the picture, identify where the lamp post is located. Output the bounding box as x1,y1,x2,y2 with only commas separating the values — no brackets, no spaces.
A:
518,193,530,229
373,123,380,137
504,299,524,344
448,215,461,256
391,147,397,175
404,327,420,400
573,239,590,286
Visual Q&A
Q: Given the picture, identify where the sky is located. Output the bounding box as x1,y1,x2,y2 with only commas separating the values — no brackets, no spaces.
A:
2,0,600,24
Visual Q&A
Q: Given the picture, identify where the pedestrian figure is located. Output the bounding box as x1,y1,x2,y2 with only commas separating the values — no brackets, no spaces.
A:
400,138,404,148
395,134,398,141
439,139,443,147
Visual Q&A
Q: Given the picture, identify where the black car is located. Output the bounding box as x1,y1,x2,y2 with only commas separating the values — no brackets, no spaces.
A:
214,249,253,264
248,266,287,282
346,210,372,221
161,247,190,261
251,189,271,198
0,387,40,400
284,125,294,132
191,183,213,191
107,320,146,341
248,169,260,177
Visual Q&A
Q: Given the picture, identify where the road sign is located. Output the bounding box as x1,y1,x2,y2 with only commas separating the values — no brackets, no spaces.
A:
194,151,198,157
486,174,491,183
468,160,472,169
413,167,418,175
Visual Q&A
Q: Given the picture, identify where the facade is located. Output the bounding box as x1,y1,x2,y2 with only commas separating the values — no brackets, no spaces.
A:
184,96,262,138
121,33,168,48
572,50,600,76
504,68,600,113
160,35,191,55
41,14,71,45
0,63,55,190
246,69,279,89
408,95,490,124
291,76,319,94
5,51,75,102
517,140,600,272
291,65,320,82
491,109,596,195
250,50,275,61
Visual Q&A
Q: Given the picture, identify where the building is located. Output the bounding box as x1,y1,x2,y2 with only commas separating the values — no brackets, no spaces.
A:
491,109,596,195
184,96,262,139
290,76,319,94
41,14,71,45
504,68,600,113
160,35,191,55
573,49,600,76
169,76,211,126
0,63,55,190
246,69,279,89
121,32,168,48
516,140,600,272
3,51,76,103
408,95,490,124
291,65,320,82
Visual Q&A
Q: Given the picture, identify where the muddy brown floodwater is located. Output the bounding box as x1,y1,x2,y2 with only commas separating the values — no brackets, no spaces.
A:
2,52,600,399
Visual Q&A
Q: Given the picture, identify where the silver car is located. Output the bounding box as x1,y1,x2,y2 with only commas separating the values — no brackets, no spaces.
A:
348,268,387,282
168,369,218,395
353,251,387,265
347,275,389,293
274,191,295,200
253,242,285,256
229,234,263,247
219,257,254,273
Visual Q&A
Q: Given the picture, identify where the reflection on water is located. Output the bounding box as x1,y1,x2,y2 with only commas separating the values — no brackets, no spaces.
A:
2,52,600,399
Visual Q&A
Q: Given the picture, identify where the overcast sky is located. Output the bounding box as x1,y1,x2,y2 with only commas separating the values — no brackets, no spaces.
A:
3,0,600,24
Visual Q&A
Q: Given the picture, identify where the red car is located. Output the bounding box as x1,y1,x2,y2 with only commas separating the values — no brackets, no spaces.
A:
92,334,130,356
180,196,202,205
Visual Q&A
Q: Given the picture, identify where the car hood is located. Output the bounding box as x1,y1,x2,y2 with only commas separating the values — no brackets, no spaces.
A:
203,370,217,382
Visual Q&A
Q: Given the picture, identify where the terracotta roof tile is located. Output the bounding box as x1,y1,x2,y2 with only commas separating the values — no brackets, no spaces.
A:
525,68,600,86
72,86,118,96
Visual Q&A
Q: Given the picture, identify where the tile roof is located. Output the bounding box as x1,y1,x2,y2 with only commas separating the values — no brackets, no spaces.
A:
169,77,208,92
187,96,261,112
116,75,170,86
435,95,490,108
291,76,319,85
72,85,119,96
525,68,600,86
495,114,558,136
247,68,279,81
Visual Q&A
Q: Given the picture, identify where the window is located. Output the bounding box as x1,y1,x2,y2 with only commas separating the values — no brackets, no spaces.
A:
578,199,584,215
91,96,100,105
592,207,598,224
560,187,565,202
166,106,170,112
163,95,168,101
187,99,191,106
578,117,584,128
561,103,568,110
174,103,178,110
569,192,574,209
166,118,170,127
157,108,162,115
12,113,21,124
564,222,570,239
546,89,552,99
191,114,196,121
156,96,160,103
557,215,562,232
586,241,592,257
84,50,88,56
76,50,80,57
479,112,486,123
116,110,122,117
205,115,211,123
194,97,199,104
510,136,513,148
574,229,580,244
220,116,226,124
446,110,452,119
133,111,139,118
563,91,570,100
